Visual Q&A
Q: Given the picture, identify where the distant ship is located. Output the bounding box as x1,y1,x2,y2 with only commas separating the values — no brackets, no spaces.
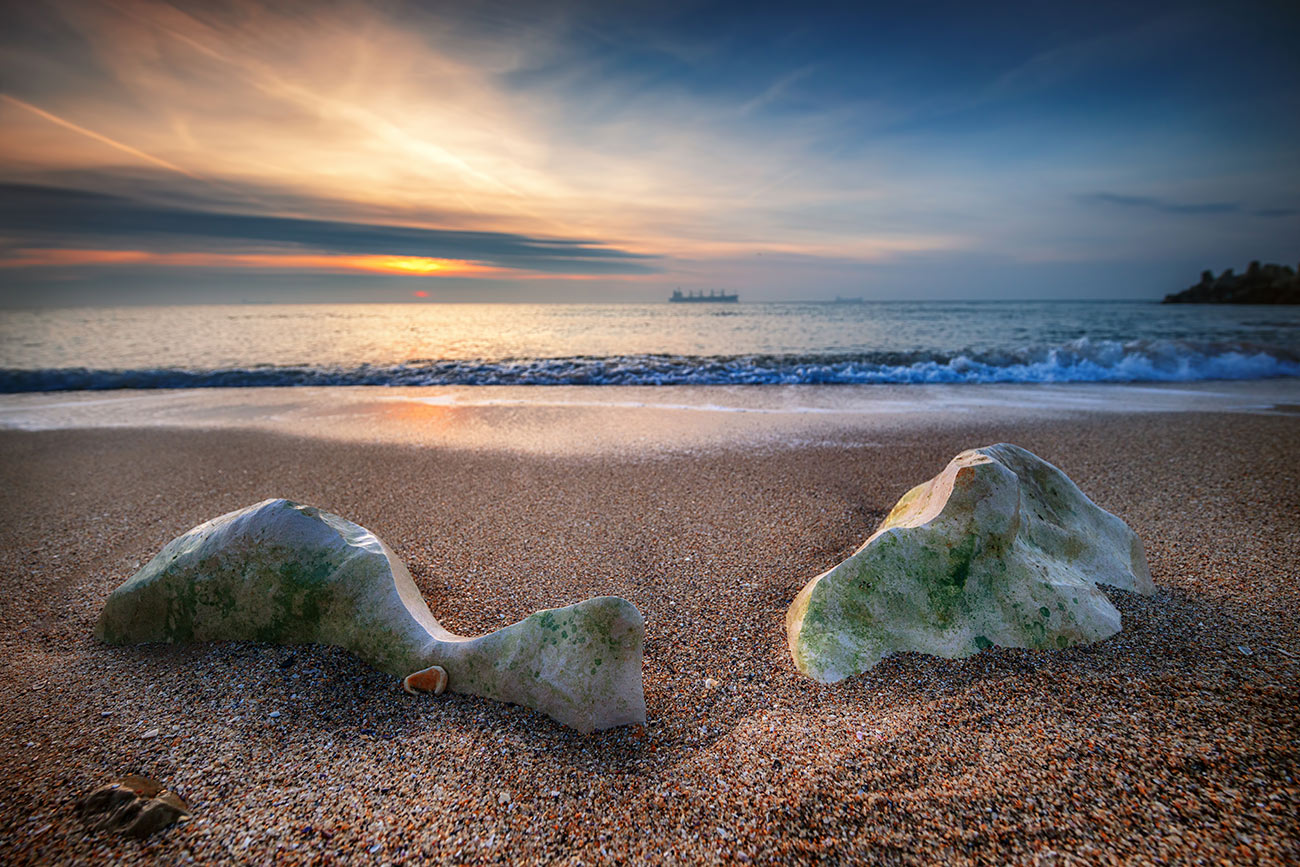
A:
670,288,739,303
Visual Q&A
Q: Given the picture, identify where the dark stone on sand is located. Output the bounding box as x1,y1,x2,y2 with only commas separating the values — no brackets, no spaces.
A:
77,774,189,838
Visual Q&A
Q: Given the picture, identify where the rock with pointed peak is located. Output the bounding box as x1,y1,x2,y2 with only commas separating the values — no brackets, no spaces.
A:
787,444,1153,683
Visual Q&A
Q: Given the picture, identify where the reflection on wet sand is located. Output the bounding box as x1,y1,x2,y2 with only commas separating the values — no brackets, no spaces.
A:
0,380,1297,456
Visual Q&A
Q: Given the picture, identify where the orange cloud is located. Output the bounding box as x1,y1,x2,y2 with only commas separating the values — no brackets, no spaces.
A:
0,248,503,277
0,1,964,267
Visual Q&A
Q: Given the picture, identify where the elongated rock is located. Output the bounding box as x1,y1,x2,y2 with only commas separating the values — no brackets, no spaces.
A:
787,443,1153,683
96,499,645,732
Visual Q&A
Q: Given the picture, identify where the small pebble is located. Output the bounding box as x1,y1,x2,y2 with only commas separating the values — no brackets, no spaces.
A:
140,729,159,740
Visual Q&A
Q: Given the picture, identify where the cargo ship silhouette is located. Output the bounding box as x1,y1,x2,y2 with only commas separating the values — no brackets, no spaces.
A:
669,288,739,303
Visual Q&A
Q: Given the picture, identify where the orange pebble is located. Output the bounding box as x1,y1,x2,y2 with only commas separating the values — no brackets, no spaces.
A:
402,665,448,695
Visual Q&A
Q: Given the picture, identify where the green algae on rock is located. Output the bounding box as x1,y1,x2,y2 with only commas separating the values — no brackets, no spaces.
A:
96,499,645,732
787,444,1153,683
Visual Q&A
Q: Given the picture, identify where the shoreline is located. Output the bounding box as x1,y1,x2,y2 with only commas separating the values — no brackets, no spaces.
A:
1,379,1296,455
1,409,1297,863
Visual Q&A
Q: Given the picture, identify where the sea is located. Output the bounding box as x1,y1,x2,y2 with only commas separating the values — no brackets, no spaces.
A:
0,300,1297,391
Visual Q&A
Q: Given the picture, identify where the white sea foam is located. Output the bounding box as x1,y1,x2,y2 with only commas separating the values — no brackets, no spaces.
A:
1,338,1296,391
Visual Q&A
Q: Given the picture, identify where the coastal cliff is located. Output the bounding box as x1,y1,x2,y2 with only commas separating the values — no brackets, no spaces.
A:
1163,261,1300,304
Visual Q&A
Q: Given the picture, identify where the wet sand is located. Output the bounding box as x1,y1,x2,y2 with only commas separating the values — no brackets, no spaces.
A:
0,409,1297,864
2,380,1297,454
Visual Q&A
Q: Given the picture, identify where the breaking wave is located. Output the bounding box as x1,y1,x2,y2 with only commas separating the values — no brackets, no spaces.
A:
2,339,1297,392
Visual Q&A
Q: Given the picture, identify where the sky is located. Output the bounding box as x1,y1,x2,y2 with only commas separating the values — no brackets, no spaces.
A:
0,0,1297,304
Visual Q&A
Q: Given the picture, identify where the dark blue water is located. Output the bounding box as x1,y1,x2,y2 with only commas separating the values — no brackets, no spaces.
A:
1,301,1296,390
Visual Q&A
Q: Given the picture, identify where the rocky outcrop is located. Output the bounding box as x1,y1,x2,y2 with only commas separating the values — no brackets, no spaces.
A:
787,444,1153,683
1163,262,1300,304
97,499,645,733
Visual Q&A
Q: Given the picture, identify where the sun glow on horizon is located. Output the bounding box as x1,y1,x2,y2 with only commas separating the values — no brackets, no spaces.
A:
370,256,453,274
0,248,503,277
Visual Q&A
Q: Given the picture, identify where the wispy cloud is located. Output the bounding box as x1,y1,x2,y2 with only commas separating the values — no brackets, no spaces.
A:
0,93,203,181
1079,192,1241,216
975,12,1203,107
1079,192,1300,220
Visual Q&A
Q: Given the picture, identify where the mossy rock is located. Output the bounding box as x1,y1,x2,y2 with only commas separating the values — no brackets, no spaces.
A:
787,444,1153,683
97,499,645,732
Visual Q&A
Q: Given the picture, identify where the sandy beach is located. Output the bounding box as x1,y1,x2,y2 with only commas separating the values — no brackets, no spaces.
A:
0,395,1297,864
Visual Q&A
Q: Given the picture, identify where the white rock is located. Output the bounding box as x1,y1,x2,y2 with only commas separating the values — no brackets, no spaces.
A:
97,499,645,732
787,444,1153,683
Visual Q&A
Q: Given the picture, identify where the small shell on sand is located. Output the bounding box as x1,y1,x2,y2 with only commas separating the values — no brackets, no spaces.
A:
402,665,448,696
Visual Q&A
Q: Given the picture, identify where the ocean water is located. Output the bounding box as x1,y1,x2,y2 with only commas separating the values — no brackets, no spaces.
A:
0,301,1296,391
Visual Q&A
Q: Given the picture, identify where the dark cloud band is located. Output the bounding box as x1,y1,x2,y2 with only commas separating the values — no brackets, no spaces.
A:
0,183,659,275
1079,192,1247,216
